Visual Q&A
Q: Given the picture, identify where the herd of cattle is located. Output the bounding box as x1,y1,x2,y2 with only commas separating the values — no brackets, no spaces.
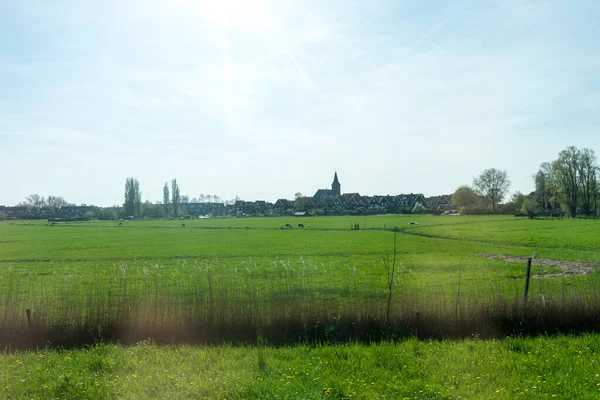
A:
177,223,310,229
281,223,309,229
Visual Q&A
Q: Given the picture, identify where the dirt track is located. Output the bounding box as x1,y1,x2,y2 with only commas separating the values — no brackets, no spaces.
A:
476,254,600,278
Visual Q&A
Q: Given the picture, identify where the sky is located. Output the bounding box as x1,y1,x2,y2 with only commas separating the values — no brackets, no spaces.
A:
1,0,599,206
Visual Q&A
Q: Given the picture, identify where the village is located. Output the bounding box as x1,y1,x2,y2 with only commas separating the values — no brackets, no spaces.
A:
0,172,455,220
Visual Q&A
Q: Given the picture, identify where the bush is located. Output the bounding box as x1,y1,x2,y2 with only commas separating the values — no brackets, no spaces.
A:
412,203,427,214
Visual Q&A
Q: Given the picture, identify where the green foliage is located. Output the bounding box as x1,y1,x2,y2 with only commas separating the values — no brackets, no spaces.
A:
521,197,536,218
123,177,142,218
97,208,118,220
550,146,599,216
411,202,427,214
451,185,478,209
171,179,180,216
162,182,170,216
294,192,308,211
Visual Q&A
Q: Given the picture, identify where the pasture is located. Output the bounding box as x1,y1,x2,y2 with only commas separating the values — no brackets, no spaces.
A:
1,215,600,397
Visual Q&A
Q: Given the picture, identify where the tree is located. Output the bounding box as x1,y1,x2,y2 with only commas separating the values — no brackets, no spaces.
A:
25,194,46,208
412,202,427,214
510,191,526,210
123,177,142,217
473,168,511,212
181,195,189,204
47,195,68,211
171,179,181,216
546,146,600,217
577,148,598,216
521,196,536,219
98,208,118,220
533,165,551,212
22,194,46,216
294,192,308,211
163,182,170,216
451,185,478,209
552,146,581,217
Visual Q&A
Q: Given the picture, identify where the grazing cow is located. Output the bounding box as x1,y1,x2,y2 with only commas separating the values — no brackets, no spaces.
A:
280,225,284,229
307,224,310,228
285,223,292,228
119,222,123,226
409,221,418,225
298,223,304,228
181,223,186,227
245,225,250,229
228,225,232,229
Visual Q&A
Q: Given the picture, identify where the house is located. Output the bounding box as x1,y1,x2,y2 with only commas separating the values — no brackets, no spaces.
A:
426,195,454,212
182,202,225,216
274,199,293,211
395,193,427,212
4,206,30,218
254,200,270,213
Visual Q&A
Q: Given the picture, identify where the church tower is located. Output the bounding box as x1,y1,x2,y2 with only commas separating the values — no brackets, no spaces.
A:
332,172,341,196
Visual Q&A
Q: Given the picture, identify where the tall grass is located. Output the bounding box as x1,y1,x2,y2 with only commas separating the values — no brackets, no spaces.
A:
1,259,600,349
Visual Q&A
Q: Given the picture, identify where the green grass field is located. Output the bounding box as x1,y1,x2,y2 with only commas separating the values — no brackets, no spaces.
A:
3,335,600,399
1,215,600,398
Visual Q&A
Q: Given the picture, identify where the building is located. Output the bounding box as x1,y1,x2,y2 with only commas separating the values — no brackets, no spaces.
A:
314,172,341,199
426,195,455,212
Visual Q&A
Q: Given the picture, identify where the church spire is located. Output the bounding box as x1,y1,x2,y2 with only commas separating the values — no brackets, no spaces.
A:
332,171,341,196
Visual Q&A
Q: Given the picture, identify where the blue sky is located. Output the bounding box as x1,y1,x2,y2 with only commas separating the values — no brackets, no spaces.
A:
1,0,599,206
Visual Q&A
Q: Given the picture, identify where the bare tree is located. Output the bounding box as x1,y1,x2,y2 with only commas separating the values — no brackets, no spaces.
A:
25,194,46,209
473,169,511,212
47,195,68,210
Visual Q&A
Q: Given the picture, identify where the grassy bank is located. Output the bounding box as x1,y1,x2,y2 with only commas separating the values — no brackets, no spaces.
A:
2,335,600,399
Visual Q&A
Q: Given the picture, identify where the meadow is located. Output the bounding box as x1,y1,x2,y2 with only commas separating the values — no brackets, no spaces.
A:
1,215,600,398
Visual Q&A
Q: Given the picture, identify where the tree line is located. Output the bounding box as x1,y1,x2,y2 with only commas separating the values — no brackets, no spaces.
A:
122,177,231,219
452,146,599,217
4,179,231,220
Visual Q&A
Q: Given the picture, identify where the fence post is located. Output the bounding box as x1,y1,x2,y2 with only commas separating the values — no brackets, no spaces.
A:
523,257,532,304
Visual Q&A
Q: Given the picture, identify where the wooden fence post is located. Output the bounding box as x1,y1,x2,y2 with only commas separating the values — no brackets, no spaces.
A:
523,257,532,304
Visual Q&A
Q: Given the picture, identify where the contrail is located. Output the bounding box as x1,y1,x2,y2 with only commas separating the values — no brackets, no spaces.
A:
282,44,314,87
410,17,450,50
404,0,470,56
